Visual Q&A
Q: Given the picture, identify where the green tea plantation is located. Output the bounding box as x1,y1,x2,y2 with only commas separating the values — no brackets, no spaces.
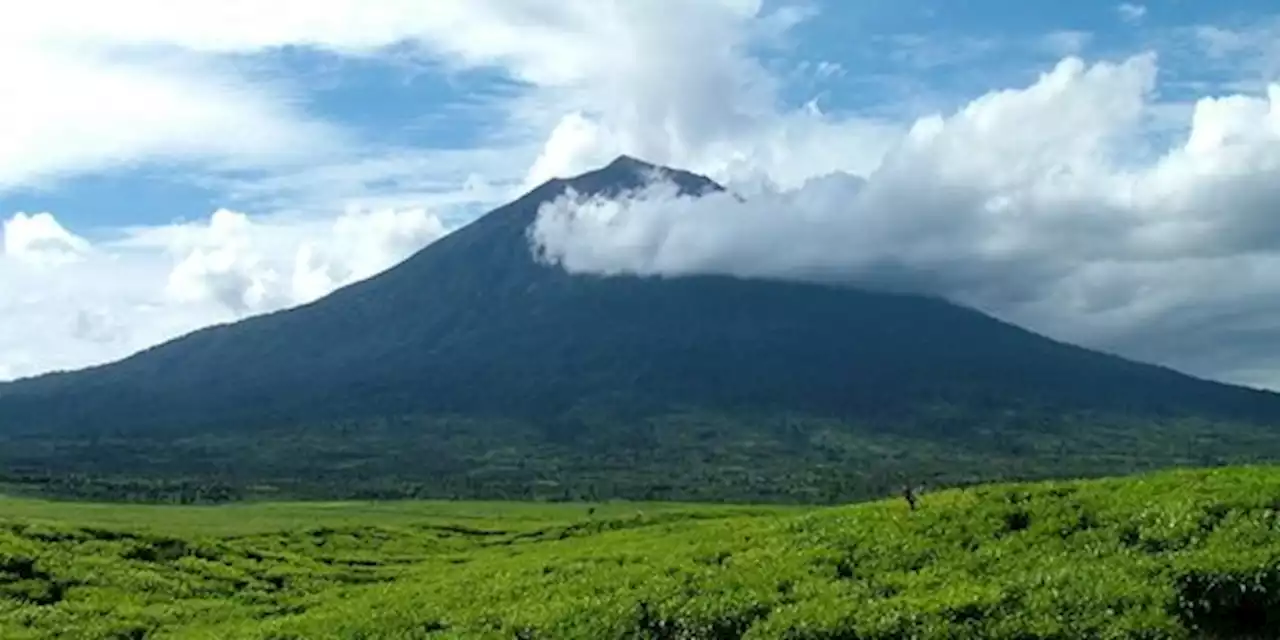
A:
3,466,1280,639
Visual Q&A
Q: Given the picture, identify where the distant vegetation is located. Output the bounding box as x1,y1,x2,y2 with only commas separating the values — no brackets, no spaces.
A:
2,466,1280,638
4,409,1280,504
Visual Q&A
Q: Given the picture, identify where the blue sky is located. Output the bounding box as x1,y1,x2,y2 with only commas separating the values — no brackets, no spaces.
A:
5,0,1274,230
2,0,1280,388
0,0,1268,225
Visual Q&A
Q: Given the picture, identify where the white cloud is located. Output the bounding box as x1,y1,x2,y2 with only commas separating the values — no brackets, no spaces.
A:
291,206,449,303
137,206,451,314
1117,3,1147,24
0,240,188,379
162,209,285,313
1,212,91,266
0,34,346,190
496,1,902,191
531,54,1280,387
0,0,626,191
0,206,450,380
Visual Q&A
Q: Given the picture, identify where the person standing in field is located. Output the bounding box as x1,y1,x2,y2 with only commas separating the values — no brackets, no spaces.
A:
903,484,919,511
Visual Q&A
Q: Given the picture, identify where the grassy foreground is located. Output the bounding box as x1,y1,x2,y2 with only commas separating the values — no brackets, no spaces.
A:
3,467,1280,639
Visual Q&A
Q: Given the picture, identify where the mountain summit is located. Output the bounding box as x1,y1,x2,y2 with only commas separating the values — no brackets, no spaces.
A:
515,154,719,202
3,158,1280,502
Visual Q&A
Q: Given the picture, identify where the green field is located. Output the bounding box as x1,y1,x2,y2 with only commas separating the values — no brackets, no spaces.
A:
3,467,1280,639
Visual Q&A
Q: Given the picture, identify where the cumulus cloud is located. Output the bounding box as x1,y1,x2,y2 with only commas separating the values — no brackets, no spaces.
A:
140,206,451,314
533,56,1160,283
0,206,450,380
1,212,91,266
531,54,1280,386
504,1,900,190
162,210,284,313
291,207,449,303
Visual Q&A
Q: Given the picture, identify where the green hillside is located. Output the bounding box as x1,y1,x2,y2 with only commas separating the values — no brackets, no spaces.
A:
3,466,1280,639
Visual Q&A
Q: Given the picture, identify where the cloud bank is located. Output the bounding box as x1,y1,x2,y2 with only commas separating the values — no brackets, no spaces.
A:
532,54,1280,387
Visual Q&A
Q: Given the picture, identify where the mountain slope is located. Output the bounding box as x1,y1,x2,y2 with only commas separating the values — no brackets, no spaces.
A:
2,156,1280,501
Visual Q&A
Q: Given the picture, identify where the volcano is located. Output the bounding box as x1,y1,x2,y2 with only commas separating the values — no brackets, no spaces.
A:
3,156,1279,502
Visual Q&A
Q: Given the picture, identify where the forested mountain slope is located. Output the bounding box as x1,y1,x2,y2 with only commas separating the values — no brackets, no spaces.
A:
2,157,1280,501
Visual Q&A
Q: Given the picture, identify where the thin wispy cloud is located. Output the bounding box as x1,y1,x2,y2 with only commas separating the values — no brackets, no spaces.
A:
1117,3,1148,24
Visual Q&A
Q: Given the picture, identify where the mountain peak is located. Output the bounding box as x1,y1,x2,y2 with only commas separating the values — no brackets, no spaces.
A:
560,155,723,200
603,154,659,172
